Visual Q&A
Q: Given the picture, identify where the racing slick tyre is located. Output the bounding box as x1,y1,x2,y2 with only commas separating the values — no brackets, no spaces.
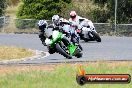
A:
78,44,83,51
71,37,83,51
47,46,56,54
55,43,72,59
91,31,101,42
75,49,83,58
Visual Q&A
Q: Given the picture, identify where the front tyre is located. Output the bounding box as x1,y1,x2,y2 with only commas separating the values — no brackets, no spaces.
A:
71,37,83,51
78,44,83,51
75,49,83,58
91,31,101,42
55,43,72,59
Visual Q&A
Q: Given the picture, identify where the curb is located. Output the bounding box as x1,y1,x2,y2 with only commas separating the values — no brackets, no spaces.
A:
0,50,50,64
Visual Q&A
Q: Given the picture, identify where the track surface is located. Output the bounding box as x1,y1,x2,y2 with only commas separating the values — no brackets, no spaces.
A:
0,34,132,64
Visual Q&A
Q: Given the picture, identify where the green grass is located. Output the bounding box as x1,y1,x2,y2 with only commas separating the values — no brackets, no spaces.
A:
0,63,131,88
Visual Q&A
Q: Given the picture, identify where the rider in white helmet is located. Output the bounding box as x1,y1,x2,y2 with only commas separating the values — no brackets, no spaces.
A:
52,15,60,27
52,15,69,27
38,20,48,46
51,15,71,32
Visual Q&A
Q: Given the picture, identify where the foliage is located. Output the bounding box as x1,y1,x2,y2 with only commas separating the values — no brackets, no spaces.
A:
90,7,110,23
117,0,132,24
6,0,20,6
17,0,71,20
92,0,132,23
6,0,132,24
0,0,7,16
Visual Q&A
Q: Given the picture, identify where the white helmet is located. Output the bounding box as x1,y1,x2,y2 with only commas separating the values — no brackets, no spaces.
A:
52,15,60,26
38,20,47,30
38,20,47,26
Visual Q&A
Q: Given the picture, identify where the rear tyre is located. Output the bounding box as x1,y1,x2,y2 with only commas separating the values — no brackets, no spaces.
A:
55,43,72,59
91,31,101,42
47,46,55,54
84,39,89,42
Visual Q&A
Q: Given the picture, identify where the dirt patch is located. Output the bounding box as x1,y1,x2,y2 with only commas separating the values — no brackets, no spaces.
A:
0,46,35,60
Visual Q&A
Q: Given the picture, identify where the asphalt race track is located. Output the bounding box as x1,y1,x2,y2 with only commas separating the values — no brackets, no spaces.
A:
0,34,132,64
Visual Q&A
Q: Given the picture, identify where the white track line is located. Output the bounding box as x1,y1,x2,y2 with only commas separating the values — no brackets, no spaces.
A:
0,50,50,64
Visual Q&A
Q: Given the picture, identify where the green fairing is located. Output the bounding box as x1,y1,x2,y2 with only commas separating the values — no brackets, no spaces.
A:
49,30,77,55
68,44,77,55
50,32,63,48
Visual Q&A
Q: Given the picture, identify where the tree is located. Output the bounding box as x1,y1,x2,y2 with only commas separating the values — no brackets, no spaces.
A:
0,0,7,16
117,0,132,23
6,0,20,6
91,0,113,23
17,0,71,19
92,0,132,23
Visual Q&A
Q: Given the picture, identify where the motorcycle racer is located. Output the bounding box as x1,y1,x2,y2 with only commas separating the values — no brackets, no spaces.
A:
69,11,95,31
52,15,80,44
38,20,48,46
69,11,101,42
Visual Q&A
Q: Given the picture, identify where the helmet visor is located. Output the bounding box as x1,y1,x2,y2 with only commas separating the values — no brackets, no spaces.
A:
70,15,76,19
53,19,59,25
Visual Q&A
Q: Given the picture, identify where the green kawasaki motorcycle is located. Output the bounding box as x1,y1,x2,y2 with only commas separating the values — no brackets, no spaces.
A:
45,30,82,59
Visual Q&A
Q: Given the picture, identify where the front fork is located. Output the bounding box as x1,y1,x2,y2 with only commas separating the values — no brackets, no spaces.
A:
62,36,71,46
62,36,78,55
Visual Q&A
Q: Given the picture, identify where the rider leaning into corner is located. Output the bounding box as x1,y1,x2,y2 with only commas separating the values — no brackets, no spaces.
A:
69,10,95,31
37,15,69,47
50,15,71,46
44,15,74,54
38,20,48,46
69,11,101,42
53,15,81,44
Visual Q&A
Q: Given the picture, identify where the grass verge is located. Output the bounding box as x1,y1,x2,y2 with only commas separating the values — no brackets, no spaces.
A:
0,46,34,60
0,61,131,88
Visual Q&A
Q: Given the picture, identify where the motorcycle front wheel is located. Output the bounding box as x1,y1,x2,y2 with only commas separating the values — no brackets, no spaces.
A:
91,31,101,42
74,48,83,58
55,43,72,59
71,36,83,51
